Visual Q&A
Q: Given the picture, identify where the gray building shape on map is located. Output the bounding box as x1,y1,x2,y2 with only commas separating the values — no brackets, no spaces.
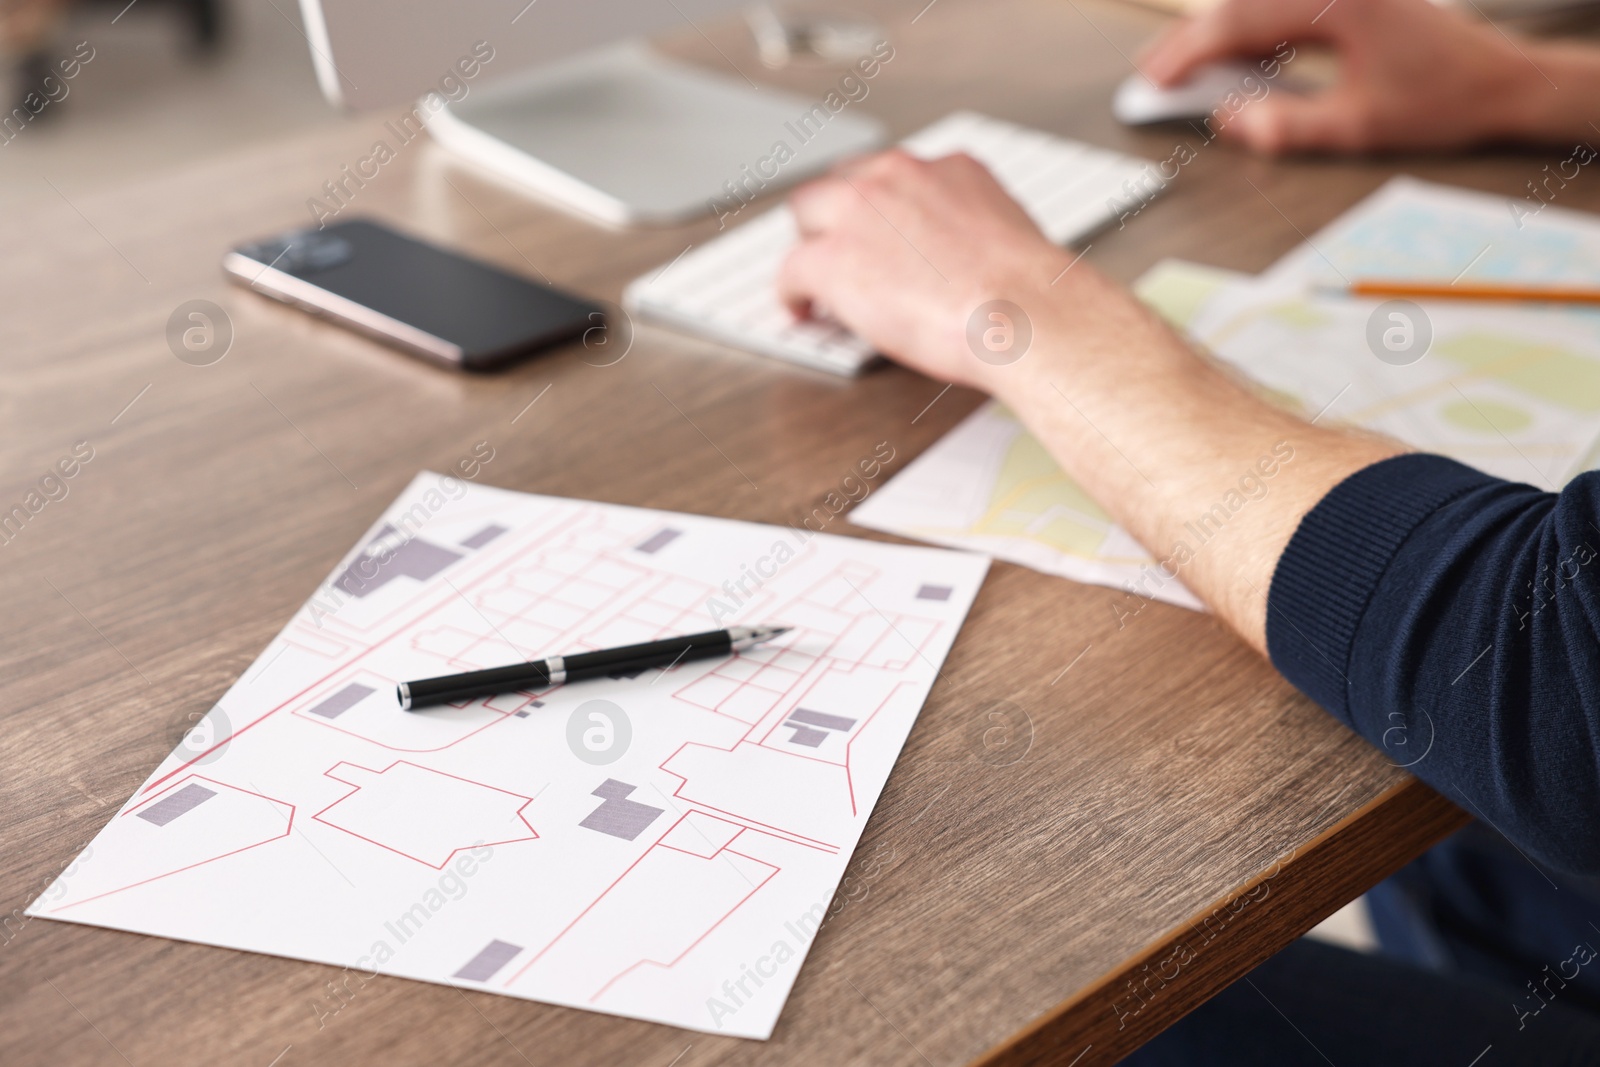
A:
453,939,523,982
334,524,462,599
137,783,217,826
784,707,858,748
579,780,665,841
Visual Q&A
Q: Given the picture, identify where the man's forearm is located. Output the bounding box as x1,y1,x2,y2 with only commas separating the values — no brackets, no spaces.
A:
1496,40,1600,147
986,267,1404,651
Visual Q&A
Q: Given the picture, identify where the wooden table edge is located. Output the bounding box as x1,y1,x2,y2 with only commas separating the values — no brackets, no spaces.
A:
966,775,1470,1067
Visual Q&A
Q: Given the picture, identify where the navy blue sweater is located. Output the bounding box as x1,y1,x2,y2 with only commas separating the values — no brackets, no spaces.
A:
1268,453,1600,1008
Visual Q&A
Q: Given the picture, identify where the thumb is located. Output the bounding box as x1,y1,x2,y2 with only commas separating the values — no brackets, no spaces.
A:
1222,90,1372,154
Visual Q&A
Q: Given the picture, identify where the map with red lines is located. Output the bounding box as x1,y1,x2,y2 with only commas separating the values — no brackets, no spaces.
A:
30,474,988,1038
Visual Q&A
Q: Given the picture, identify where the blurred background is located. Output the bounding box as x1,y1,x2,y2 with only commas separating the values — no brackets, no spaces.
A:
0,0,335,207
6,0,1595,212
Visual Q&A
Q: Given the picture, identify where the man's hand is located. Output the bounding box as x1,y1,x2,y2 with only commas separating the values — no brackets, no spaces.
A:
777,149,1086,393
1139,0,1564,153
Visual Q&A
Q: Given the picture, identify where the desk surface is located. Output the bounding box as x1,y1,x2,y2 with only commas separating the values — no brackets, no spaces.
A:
3,0,1537,1062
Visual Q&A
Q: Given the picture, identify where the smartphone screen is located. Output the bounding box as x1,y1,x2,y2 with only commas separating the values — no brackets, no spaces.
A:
224,218,603,371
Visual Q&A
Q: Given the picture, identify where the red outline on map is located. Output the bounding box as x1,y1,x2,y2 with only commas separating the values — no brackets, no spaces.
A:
52,775,294,912
312,759,539,869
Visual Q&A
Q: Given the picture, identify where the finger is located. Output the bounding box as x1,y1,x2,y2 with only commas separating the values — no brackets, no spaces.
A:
1223,90,1372,154
1139,0,1327,86
788,176,855,238
775,238,834,318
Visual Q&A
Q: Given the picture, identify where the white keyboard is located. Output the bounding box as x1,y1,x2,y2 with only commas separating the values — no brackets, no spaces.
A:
624,111,1162,376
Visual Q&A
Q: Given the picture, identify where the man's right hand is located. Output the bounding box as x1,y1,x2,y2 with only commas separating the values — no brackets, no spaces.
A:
1138,0,1560,154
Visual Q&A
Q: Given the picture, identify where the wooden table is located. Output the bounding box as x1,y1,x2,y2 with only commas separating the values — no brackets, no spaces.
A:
7,0,1541,1062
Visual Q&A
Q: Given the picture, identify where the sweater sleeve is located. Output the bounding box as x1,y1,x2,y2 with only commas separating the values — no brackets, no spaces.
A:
1267,453,1600,875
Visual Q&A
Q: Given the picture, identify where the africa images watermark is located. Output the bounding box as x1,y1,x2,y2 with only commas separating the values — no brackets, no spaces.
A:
1,843,95,953
0,440,96,549
704,441,896,625
704,839,898,1030
1109,441,1297,629
1,40,95,146
1111,844,1296,1031
703,900,826,1028
306,441,496,628
708,39,897,230
1108,42,1298,230
1514,529,1600,631
309,842,495,1031
307,42,496,229
1510,141,1597,230
1513,938,1598,1031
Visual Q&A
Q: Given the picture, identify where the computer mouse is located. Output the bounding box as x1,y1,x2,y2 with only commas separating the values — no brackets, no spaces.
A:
1112,61,1263,125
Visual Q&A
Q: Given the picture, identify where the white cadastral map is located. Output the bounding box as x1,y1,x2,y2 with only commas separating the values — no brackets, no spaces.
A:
30,475,987,1039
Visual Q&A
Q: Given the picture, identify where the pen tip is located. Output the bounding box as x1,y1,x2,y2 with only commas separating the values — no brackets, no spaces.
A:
729,624,792,649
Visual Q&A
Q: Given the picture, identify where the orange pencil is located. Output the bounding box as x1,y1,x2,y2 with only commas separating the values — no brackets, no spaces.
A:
1348,279,1600,305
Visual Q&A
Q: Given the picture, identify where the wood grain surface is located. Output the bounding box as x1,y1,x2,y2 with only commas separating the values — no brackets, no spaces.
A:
24,0,1600,1062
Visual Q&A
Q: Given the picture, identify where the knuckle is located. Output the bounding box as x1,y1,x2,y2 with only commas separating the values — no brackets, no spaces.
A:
867,147,923,178
946,151,992,179
791,177,847,222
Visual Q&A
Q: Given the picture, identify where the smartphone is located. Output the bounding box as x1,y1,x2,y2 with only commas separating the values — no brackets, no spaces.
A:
223,218,603,371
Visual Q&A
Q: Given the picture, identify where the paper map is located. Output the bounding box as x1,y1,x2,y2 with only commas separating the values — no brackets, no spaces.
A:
854,177,1600,608
849,260,1235,611
850,397,1210,611
30,476,987,1038
1260,174,1600,290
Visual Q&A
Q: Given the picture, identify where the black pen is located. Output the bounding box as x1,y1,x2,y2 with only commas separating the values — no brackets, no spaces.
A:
397,625,791,711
